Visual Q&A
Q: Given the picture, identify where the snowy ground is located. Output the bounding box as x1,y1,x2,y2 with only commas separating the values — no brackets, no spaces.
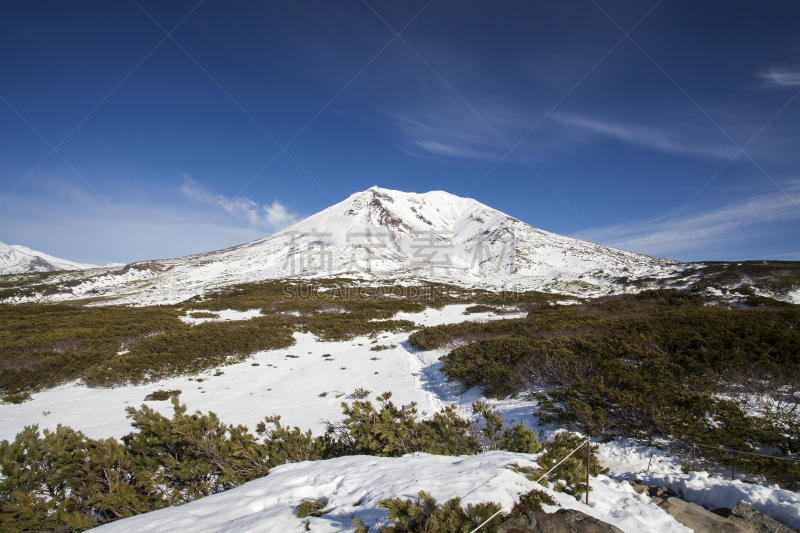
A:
0,304,524,441
595,438,800,528
93,452,692,533
2,303,798,531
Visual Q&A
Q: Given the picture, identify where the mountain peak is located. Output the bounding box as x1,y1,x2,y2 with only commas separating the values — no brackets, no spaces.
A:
1,188,683,305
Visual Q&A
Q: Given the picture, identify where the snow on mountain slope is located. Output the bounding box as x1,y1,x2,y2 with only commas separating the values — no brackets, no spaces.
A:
2,187,685,304
0,241,103,274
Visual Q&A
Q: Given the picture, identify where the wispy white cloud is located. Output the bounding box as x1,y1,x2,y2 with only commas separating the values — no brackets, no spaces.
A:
393,114,507,160
390,102,740,163
181,176,299,231
551,113,736,158
759,67,800,88
573,183,800,258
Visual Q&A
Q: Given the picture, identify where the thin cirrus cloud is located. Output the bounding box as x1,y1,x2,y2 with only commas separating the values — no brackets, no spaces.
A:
759,67,800,88
393,114,508,161
391,104,738,162
181,177,299,232
550,113,737,159
573,182,800,258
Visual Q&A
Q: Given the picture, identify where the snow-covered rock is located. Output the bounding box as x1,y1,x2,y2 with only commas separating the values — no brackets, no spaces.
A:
93,452,691,533
640,471,800,529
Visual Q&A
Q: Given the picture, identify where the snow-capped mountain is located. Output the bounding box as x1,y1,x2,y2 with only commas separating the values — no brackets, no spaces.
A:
0,241,110,274
3,187,685,304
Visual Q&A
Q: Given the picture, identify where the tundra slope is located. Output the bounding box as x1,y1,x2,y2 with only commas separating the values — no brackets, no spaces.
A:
2,187,683,306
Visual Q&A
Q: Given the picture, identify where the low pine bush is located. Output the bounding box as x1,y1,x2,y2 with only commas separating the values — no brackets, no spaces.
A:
187,311,219,318
509,488,557,515
0,393,589,532
296,498,326,518
143,389,181,401
425,290,800,486
527,434,606,499
351,387,371,399
379,491,503,533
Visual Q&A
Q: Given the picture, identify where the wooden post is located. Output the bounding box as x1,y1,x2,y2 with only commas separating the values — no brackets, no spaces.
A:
585,440,591,506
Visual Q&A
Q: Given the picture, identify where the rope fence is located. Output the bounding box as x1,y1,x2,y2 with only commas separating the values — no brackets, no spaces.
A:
467,437,592,533
462,437,799,533
690,442,800,463
683,441,800,483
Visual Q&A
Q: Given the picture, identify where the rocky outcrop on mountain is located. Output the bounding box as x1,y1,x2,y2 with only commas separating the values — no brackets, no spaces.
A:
723,502,796,533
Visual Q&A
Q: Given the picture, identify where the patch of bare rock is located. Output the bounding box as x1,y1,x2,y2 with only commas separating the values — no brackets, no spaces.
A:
498,509,623,533
497,484,797,533
631,482,797,533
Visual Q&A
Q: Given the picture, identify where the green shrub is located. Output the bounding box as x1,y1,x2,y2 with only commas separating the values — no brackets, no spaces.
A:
370,344,397,351
379,491,503,533
304,316,416,341
0,425,161,531
0,282,547,402
143,389,181,401
528,434,607,499
85,317,295,386
0,304,183,402
464,305,502,314
327,392,479,457
472,401,542,454
351,387,371,399
122,398,271,505
0,306,295,401
441,337,531,398
187,311,219,318
428,291,800,486
296,498,326,518
0,392,549,532
256,415,336,465
509,488,557,516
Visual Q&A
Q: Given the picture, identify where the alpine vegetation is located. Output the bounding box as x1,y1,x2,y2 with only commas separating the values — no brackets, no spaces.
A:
0,394,597,531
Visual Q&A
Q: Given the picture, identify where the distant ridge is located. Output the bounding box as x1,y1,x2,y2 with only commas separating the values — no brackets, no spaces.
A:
0,241,116,274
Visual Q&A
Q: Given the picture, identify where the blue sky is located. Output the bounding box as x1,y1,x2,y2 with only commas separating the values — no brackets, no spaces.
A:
1,0,799,265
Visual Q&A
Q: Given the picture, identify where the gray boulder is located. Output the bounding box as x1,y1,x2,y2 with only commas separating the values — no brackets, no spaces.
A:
727,502,795,533
653,496,749,533
498,509,624,533
647,486,677,499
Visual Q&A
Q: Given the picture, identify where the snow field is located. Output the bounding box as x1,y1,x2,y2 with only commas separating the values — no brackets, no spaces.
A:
92,452,691,533
0,304,515,441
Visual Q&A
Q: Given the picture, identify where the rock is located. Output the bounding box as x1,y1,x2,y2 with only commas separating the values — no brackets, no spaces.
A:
728,502,795,533
498,509,624,533
626,481,647,495
654,496,750,533
647,486,677,498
